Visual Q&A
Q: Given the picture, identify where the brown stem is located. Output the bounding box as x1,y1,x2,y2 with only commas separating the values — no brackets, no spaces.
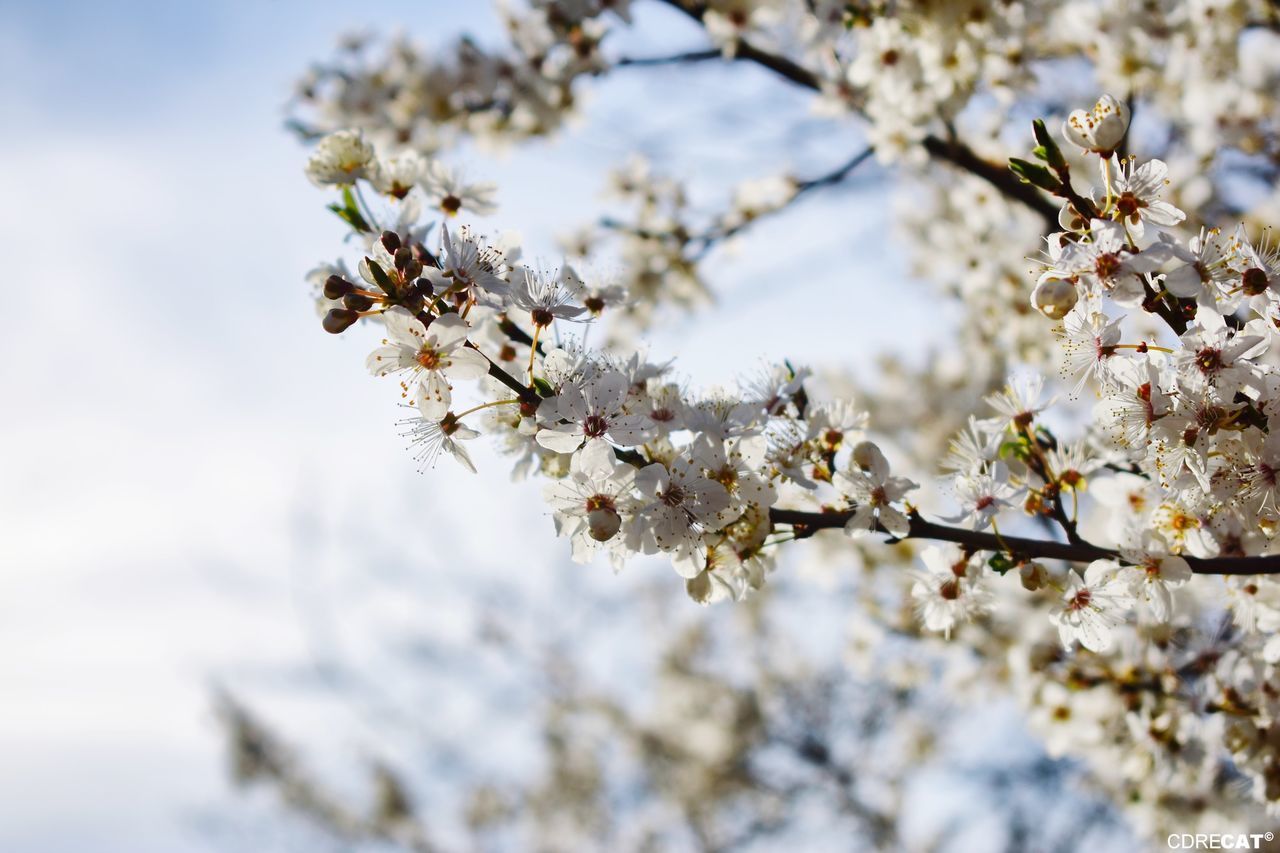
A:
767,507,1279,576
649,0,1060,228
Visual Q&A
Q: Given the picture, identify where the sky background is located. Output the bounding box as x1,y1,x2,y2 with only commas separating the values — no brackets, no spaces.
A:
0,2,1026,851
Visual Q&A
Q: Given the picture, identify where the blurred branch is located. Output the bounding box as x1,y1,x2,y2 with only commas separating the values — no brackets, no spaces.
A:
646,0,1061,229
690,145,876,259
215,691,438,853
615,48,722,67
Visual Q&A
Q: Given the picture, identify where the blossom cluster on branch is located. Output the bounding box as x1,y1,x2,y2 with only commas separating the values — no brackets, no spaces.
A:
293,0,1280,840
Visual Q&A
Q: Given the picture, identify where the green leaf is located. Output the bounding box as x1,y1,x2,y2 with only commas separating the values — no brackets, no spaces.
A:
988,553,1017,575
1009,157,1063,192
327,186,372,234
532,377,555,398
998,432,1034,463
1031,119,1068,171
363,257,393,294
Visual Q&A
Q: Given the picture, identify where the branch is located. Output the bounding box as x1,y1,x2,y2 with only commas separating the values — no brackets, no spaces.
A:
615,48,721,67
922,136,1060,228
767,507,1280,576
647,0,1060,228
688,145,875,259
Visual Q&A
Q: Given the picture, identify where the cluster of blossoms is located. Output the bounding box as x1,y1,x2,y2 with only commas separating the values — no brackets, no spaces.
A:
294,0,1280,840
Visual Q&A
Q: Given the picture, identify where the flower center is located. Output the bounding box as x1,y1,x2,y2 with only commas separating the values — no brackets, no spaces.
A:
417,347,441,369
1069,588,1093,611
660,485,688,507
583,414,609,438
1095,253,1121,279
1115,192,1141,218
585,494,616,513
1195,347,1223,374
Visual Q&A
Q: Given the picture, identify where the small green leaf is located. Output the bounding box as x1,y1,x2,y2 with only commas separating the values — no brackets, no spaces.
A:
1031,119,1068,171
988,553,1017,575
364,257,393,294
326,186,372,234
1009,158,1063,192
532,377,555,398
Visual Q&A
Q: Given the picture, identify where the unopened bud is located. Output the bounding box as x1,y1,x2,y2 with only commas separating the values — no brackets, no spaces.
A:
1031,277,1079,320
686,570,713,605
323,275,355,300
1243,267,1270,297
587,507,621,542
380,230,401,253
322,308,360,334
1019,561,1047,592
1062,94,1130,156
851,440,884,472
343,292,374,311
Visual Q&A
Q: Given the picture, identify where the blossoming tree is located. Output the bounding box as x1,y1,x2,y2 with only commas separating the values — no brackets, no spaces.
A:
285,0,1280,843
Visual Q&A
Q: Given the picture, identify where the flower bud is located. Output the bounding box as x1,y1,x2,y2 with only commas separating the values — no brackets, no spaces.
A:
343,292,375,311
1243,267,1270,297
1031,277,1078,320
323,274,355,300
322,308,360,334
1019,561,1047,592
851,440,885,472
686,570,713,605
380,230,401,253
1062,94,1129,156
587,507,621,542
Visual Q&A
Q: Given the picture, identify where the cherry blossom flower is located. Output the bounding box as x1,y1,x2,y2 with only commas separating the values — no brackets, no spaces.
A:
1164,226,1247,305
1062,94,1130,156
1119,533,1192,621
305,129,376,186
833,441,917,537
1050,559,1134,652
1103,156,1184,238
370,150,429,199
947,465,1022,531
424,223,510,303
543,440,639,565
366,308,489,420
535,370,654,454
1059,309,1123,395
1053,219,1166,307
511,266,588,327
910,545,991,638
420,161,496,217
400,412,480,473
633,456,734,575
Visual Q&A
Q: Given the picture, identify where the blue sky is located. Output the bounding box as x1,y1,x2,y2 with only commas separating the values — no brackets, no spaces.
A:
0,3,959,850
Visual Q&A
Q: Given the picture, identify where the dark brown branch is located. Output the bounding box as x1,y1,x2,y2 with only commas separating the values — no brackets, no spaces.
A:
615,48,722,67
648,0,1060,229
922,136,1059,228
649,0,820,91
767,507,1280,576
